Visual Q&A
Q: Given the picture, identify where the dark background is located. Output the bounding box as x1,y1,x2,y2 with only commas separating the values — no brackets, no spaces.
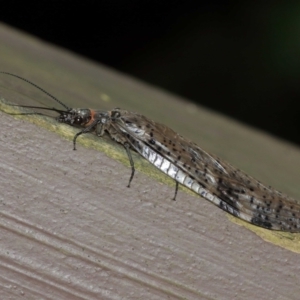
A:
1,1,300,145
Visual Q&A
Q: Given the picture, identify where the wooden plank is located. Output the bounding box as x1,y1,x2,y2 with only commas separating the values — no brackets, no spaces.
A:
1,23,300,300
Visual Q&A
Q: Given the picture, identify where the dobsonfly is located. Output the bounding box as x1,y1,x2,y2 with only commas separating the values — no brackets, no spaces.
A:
1,71,300,232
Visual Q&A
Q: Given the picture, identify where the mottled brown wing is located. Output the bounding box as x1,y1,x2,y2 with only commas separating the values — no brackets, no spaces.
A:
115,111,300,232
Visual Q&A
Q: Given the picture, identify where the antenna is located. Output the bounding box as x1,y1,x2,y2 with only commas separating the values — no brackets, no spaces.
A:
0,71,70,110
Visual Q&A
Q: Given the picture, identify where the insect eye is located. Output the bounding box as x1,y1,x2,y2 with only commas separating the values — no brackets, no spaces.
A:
57,112,72,123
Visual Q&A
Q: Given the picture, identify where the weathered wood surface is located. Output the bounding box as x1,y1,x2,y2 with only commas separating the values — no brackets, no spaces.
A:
1,23,300,300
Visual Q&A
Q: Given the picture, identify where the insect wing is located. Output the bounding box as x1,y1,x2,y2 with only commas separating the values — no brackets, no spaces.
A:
113,111,300,232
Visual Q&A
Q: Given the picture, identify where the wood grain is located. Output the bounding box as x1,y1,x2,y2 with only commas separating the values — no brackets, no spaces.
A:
1,23,300,300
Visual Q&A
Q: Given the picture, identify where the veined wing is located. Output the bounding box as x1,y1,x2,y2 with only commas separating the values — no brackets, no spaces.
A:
113,110,300,232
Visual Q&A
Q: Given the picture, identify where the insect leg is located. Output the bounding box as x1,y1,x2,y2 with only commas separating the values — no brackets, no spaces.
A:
172,181,179,201
123,142,135,188
73,121,98,150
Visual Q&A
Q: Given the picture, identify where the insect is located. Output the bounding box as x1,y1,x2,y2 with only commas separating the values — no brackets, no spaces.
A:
1,72,300,232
